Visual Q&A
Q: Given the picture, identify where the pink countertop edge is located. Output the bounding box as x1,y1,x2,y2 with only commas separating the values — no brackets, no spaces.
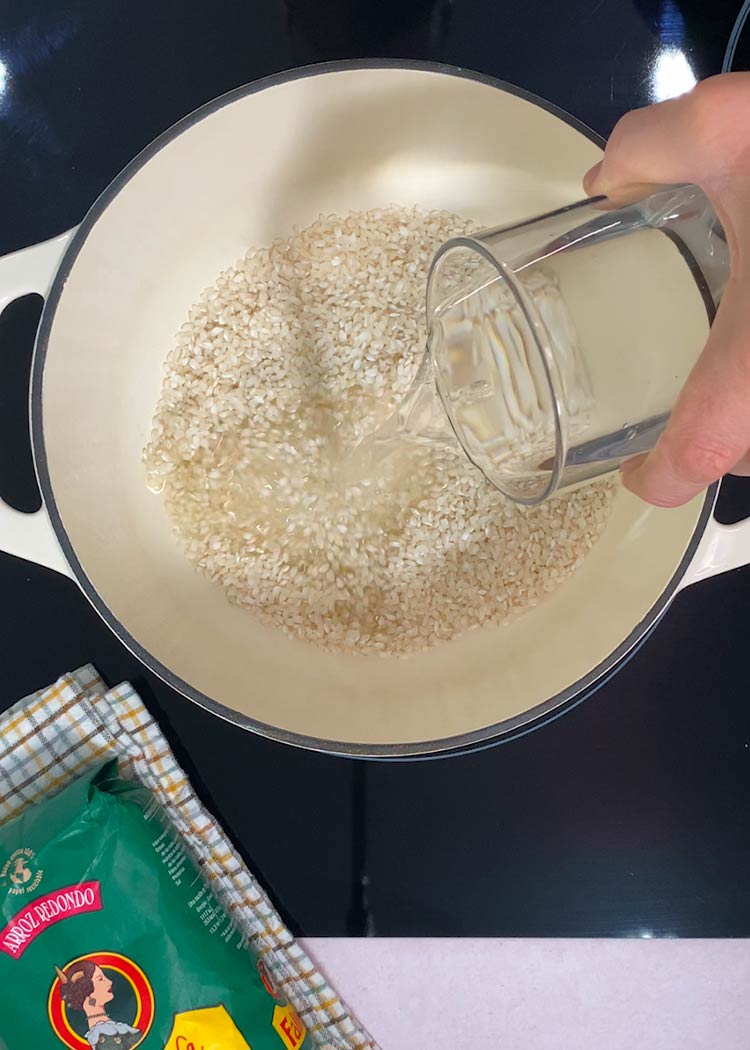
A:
302,938,750,1049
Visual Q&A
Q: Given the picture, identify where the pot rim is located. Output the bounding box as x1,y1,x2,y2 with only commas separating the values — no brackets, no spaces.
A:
29,58,718,759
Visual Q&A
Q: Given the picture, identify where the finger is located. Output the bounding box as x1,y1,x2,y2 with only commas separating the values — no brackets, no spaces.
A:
587,98,702,205
585,74,750,207
624,447,750,484
619,453,646,480
582,162,602,196
621,277,750,507
584,161,666,209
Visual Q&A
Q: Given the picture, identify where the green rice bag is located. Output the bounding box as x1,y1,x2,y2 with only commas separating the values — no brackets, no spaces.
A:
0,761,306,1050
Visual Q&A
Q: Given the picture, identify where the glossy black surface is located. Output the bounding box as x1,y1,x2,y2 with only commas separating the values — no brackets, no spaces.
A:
1,1,750,936
725,0,750,69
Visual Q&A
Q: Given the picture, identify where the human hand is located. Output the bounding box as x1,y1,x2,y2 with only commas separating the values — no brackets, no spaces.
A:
583,73,750,507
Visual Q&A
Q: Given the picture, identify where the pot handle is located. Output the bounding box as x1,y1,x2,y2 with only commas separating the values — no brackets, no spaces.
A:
0,230,78,579
678,511,750,591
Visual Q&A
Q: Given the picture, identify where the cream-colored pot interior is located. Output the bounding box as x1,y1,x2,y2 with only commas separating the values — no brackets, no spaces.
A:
36,65,708,753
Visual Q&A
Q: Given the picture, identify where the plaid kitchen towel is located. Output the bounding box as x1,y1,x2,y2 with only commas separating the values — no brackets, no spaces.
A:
0,665,378,1050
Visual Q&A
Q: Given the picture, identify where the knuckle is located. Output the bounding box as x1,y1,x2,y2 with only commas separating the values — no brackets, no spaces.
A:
691,74,740,111
605,109,640,157
687,79,722,140
669,436,734,485
645,491,685,509
689,75,724,108
597,113,643,186
687,75,748,154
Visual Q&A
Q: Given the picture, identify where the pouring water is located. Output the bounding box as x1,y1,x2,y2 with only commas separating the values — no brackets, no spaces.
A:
347,185,728,504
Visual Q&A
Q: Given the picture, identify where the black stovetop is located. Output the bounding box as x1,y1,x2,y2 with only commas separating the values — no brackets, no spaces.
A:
2,0,750,938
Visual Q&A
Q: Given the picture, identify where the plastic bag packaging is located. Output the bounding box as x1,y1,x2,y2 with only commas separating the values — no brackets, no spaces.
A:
0,761,307,1050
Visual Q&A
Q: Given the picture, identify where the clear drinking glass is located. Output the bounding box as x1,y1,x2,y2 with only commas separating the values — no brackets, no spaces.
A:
426,185,730,504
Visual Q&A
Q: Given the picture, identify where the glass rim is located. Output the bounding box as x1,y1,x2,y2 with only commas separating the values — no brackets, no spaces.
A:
426,235,567,506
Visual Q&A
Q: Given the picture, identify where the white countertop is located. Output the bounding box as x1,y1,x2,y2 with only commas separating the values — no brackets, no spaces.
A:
303,939,750,1048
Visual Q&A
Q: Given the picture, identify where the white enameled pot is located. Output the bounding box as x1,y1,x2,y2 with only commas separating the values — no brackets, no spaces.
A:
1,61,749,758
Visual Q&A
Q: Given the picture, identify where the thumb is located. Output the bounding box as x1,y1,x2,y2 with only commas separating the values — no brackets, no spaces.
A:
621,277,750,506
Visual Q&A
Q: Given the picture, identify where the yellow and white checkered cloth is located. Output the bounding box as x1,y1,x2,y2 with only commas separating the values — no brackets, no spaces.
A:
0,665,378,1050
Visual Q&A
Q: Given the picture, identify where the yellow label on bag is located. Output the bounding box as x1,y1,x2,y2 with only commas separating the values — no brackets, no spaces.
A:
272,1004,305,1050
164,1004,252,1049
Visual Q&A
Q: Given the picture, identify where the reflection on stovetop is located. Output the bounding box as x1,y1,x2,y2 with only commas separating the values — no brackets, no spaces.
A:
0,0,743,256
2,1,750,938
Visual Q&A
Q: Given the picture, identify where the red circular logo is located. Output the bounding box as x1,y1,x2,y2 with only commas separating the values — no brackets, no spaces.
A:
48,951,154,1050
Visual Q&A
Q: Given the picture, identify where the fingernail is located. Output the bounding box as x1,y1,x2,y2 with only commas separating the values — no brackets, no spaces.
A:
619,454,647,492
583,161,603,196
620,453,646,476
620,464,645,499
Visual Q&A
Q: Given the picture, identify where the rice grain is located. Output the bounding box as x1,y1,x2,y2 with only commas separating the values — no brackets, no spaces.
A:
144,206,615,656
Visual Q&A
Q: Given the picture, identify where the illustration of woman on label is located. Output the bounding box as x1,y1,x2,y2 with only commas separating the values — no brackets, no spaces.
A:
54,962,142,1049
